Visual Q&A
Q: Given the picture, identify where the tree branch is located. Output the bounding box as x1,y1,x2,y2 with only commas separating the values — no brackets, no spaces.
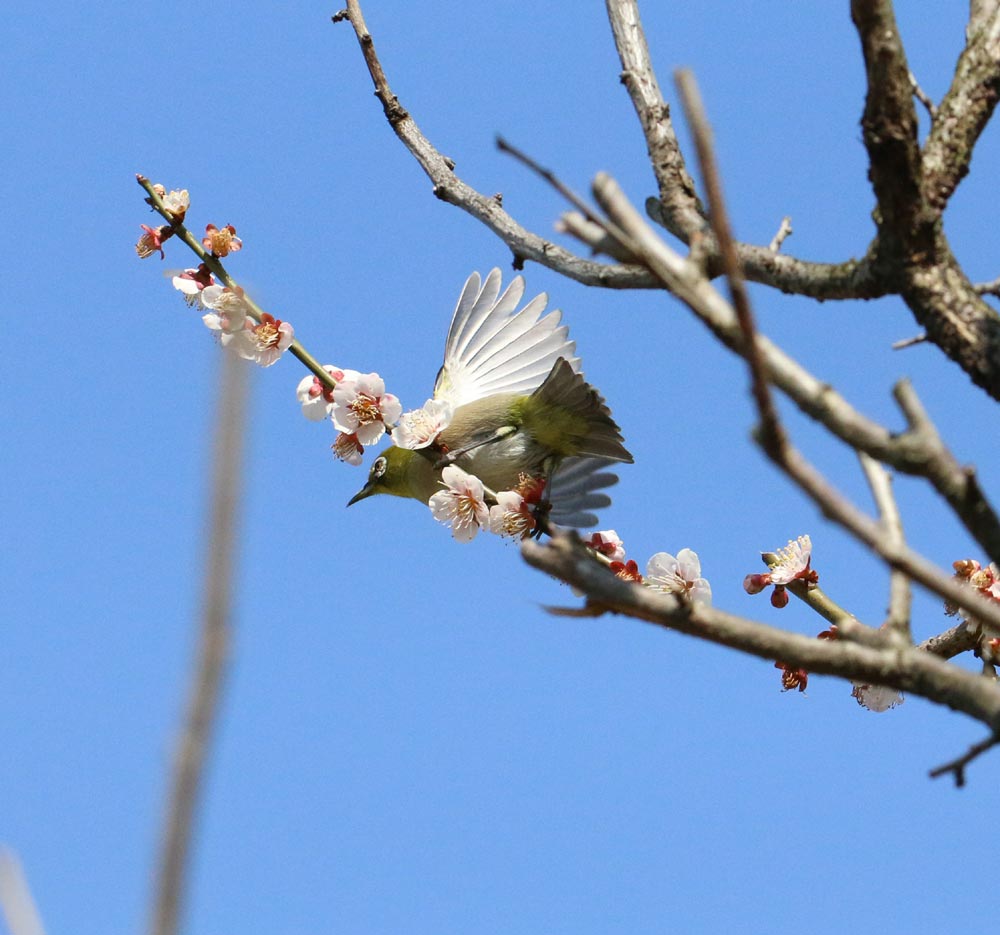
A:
148,350,250,935
587,173,1000,565
523,533,1000,732
923,8,1000,212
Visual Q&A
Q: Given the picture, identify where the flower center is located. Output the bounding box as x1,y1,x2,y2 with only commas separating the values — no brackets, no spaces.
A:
254,321,280,349
350,395,382,425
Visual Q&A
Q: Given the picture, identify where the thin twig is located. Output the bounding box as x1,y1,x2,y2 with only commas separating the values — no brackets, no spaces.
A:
148,349,250,935
909,69,938,119
768,216,793,252
974,274,1000,296
496,135,603,226
859,453,913,642
892,333,927,350
929,732,1000,786
0,850,46,935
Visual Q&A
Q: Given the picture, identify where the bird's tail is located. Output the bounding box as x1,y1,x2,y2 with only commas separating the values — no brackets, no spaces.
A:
527,358,633,464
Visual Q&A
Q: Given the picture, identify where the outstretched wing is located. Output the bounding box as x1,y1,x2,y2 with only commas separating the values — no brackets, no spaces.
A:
433,269,581,409
547,457,621,528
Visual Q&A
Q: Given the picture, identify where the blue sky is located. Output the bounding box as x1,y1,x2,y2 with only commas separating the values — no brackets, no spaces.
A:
5,2,1000,933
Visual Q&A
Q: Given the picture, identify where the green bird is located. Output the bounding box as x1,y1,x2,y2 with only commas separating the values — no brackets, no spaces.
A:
348,269,633,527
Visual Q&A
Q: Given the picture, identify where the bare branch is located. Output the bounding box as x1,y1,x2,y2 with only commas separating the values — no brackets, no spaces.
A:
923,8,1000,212
523,533,1000,732
891,333,927,350
859,454,913,642
149,350,250,935
335,1,656,289
973,274,1000,296
768,217,793,253
603,0,703,239
919,622,978,659
929,732,1000,786
592,172,1000,564
852,0,936,267
605,0,886,301
908,70,938,119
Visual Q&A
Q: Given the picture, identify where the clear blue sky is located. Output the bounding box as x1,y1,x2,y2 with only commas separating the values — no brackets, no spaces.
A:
5,2,1000,933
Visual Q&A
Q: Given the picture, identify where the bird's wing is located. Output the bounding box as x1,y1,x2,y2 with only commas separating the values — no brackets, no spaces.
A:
547,457,621,528
433,269,581,409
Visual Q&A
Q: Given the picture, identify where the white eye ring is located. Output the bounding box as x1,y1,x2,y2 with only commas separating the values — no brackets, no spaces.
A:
373,456,387,478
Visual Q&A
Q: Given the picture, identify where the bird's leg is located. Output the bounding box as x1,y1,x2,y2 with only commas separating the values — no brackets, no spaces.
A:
527,455,560,539
433,425,518,468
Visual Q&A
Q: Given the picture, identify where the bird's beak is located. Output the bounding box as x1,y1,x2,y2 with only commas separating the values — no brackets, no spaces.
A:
347,482,376,507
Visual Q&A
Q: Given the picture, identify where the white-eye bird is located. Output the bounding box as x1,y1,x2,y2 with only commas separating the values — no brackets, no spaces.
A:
348,269,633,526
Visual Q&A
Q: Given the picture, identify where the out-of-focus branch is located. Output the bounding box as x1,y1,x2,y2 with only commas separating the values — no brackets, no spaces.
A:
0,850,46,935
148,349,250,935
859,454,913,642
523,533,1000,732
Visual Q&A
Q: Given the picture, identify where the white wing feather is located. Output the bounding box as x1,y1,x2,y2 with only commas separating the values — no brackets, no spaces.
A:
433,269,581,408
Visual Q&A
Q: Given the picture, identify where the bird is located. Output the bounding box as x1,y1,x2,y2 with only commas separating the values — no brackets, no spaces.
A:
348,268,632,528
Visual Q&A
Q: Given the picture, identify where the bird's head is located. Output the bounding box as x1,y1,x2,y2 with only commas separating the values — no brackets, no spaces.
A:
347,446,420,505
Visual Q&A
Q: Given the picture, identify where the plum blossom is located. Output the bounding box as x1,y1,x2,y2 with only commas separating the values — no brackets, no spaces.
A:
610,560,643,583
944,558,1000,643
768,535,816,586
775,661,808,693
744,535,818,609
586,530,625,563
202,223,242,257
852,682,904,712
296,366,361,422
229,313,294,367
332,432,364,466
428,465,489,542
488,489,536,540
393,398,454,450
645,549,712,606
162,188,190,220
332,373,402,447
200,285,249,339
171,264,215,308
136,224,171,259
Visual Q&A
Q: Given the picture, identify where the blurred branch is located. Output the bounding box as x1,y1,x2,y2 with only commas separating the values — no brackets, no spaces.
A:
859,454,913,641
148,349,251,935
0,850,46,935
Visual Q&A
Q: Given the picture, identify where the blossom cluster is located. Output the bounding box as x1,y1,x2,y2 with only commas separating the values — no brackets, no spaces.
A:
945,559,1000,662
580,532,712,606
